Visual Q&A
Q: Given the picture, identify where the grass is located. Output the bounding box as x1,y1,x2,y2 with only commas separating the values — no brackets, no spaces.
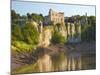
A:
11,41,36,53
12,63,39,75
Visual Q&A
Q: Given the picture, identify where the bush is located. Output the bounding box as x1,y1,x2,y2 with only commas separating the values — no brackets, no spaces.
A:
11,24,23,41
81,16,96,41
51,30,66,44
22,23,39,45
12,41,35,52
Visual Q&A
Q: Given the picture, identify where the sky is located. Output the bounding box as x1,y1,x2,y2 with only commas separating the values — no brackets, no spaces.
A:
11,1,96,17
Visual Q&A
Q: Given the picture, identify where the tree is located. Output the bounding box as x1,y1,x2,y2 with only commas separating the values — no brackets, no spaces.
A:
22,23,39,45
31,13,44,23
27,13,31,20
39,14,43,18
81,16,96,41
20,15,27,20
11,24,23,41
51,29,66,44
11,10,20,20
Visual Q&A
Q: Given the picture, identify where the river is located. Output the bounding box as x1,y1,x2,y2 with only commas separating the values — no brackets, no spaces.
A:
12,42,96,74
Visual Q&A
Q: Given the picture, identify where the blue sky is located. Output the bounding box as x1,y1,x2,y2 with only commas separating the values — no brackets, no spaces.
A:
11,1,96,17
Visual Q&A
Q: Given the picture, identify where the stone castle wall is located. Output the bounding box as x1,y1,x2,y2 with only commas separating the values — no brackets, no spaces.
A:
38,22,81,47
44,9,64,25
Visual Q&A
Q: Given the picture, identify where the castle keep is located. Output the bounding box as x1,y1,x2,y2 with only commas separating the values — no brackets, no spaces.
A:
44,9,65,25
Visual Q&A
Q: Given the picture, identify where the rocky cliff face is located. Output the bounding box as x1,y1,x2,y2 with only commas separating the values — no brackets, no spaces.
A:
66,22,81,43
37,22,81,47
38,26,53,47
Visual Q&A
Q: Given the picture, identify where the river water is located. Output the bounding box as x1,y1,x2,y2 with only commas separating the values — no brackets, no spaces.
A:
31,50,95,72
12,43,96,74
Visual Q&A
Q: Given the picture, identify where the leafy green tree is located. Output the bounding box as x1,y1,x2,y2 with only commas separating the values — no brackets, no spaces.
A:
11,10,20,20
27,13,31,20
22,23,39,45
31,13,44,23
81,16,96,41
11,24,23,41
51,29,66,44
20,15,27,20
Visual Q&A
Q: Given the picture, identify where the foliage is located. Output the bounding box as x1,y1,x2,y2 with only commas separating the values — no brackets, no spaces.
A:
11,10,40,52
12,63,39,74
27,13,44,23
11,23,23,41
12,41,34,52
11,10,20,20
51,25,66,44
81,16,96,41
22,22,39,45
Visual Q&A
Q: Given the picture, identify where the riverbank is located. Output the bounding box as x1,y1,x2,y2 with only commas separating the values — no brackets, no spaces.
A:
11,41,96,74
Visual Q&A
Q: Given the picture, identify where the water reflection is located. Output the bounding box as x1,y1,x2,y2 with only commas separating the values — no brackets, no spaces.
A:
12,43,96,74
37,54,52,72
12,46,95,75
67,53,82,71
34,51,83,72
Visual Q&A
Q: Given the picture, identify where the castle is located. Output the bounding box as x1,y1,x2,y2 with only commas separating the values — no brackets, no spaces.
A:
13,9,88,47
37,9,87,47
43,9,84,44
44,9,65,25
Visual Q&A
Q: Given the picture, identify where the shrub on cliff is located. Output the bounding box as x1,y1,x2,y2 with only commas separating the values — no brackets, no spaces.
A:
22,22,39,45
51,30,66,44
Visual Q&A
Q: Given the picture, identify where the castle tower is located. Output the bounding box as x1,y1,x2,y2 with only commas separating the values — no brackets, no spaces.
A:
48,9,65,25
